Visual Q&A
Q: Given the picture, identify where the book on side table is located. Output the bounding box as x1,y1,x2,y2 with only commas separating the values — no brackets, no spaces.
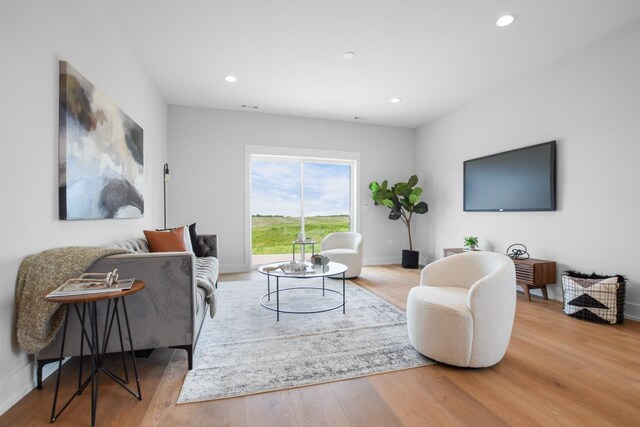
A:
47,277,136,298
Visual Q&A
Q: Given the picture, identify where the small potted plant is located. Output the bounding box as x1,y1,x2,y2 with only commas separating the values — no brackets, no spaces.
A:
463,236,479,251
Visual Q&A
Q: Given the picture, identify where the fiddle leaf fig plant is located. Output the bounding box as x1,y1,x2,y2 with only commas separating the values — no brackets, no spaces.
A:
369,175,428,251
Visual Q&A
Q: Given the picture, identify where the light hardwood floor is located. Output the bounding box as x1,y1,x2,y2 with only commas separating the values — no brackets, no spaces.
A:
3,265,640,426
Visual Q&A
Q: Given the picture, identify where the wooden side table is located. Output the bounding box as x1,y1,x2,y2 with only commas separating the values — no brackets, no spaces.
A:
44,281,145,427
443,249,557,302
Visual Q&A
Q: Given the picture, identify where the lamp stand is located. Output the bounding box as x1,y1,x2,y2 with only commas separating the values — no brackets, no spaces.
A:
163,163,170,229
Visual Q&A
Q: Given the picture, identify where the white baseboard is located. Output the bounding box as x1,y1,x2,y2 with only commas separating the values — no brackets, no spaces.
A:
0,358,66,416
0,362,34,415
624,301,640,321
220,263,250,273
363,256,401,266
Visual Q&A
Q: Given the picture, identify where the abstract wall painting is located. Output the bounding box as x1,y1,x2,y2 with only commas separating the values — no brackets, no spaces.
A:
59,61,144,220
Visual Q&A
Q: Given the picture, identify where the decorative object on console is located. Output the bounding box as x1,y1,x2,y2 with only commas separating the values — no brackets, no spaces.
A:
562,271,626,325
369,175,429,268
463,236,479,250
507,243,530,259
58,61,144,220
163,163,170,229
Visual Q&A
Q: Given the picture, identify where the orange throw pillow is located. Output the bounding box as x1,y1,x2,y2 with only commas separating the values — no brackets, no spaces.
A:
144,227,188,252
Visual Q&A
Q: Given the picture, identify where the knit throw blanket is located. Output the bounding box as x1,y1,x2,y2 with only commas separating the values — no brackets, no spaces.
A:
15,246,131,354
195,258,217,318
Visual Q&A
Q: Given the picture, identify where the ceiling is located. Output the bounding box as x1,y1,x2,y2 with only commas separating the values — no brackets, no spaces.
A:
103,0,640,128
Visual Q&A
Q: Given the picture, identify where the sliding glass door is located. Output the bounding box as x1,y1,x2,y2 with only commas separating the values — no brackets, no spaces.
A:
251,156,353,262
302,162,351,243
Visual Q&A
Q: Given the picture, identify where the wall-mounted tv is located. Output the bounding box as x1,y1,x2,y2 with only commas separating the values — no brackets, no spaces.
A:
464,141,556,212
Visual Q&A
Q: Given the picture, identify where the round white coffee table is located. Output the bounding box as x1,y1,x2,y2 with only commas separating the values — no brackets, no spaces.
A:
257,261,348,321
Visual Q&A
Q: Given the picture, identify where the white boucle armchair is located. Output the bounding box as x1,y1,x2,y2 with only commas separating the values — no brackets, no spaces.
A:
321,232,363,278
407,251,516,367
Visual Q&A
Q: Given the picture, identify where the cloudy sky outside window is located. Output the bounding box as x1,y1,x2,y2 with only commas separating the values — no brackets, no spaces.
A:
251,159,350,217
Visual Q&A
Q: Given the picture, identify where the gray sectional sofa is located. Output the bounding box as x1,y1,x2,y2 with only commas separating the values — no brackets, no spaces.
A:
36,235,219,389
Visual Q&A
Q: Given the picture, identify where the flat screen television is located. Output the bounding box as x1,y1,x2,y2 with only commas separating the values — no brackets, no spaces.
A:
464,141,556,212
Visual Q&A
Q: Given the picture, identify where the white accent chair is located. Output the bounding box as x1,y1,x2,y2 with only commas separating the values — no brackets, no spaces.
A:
321,232,363,278
407,252,516,368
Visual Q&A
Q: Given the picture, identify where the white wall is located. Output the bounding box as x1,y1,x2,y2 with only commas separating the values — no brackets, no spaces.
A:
168,107,416,271
415,19,640,318
0,0,168,413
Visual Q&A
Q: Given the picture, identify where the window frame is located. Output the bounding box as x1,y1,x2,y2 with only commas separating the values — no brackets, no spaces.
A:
245,145,360,267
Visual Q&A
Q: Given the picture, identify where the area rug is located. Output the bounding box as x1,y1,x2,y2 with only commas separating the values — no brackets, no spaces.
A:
177,278,433,403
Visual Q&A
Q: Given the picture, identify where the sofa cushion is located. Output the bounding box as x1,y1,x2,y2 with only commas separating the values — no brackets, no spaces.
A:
144,228,188,252
103,238,150,253
414,286,471,316
188,223,203,257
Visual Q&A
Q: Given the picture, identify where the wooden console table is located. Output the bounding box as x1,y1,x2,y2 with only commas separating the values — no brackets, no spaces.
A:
443,248,556,302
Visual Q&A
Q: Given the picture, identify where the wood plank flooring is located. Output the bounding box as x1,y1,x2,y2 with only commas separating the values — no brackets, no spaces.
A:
2,265,640,426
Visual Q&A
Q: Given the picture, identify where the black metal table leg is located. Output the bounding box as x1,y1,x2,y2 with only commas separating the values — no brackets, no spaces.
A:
121,297,142,400
113,299,130,383
91,301,100,427
100,300,111,363
78,303,85,394
50,305,70,422
276,277,280,321
322,276,325,296
267,275,270,302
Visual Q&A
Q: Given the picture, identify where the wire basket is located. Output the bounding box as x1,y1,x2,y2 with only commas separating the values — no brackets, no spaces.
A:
562,272,625,325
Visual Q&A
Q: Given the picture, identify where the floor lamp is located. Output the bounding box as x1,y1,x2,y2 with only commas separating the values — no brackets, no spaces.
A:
163,163,170,229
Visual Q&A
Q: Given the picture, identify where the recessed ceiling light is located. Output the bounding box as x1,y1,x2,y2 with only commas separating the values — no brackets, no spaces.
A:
496,14,516,27
224,75,237,83
390,98,402,104
342,52,356,60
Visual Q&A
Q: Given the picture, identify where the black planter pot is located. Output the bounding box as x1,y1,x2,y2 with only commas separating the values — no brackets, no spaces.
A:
402,250,420,269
